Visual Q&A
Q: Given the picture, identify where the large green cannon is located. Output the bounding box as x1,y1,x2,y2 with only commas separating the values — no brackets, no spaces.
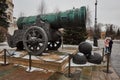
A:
7,6,86,55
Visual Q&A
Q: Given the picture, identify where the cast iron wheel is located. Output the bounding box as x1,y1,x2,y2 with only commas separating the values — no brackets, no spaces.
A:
23,26,48,56
47,38,62,50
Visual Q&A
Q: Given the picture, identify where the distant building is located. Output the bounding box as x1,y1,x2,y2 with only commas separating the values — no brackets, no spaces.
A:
6,0,14,26
86,27,94,40
6,0,17,35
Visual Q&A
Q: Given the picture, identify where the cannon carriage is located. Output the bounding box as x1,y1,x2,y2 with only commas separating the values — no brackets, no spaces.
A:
7,6,86,55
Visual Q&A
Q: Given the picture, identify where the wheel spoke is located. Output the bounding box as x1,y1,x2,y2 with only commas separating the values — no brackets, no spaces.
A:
47,38,62,50
36,38,45,43
24,39,32,43
33,45,37,51
31,28,36,37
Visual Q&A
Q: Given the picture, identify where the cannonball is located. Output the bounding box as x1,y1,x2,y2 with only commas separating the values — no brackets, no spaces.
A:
87,52,102,64
78,42,92,56
72,52,87,64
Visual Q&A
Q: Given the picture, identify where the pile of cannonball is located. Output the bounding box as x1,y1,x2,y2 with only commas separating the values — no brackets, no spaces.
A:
72,42,102,64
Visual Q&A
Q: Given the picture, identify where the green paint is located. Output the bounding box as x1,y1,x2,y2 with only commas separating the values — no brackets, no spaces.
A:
17,6,86,29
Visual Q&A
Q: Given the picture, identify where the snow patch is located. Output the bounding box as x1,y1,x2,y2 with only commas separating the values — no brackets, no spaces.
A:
65,59,96,68
13,64,54,73
0,61,9,64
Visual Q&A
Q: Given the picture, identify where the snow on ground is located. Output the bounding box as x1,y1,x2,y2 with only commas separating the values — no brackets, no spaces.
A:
0,61,9,64
0,42,12,49
85,39,93,44
0,40,101,62
0,60,54,73
64,59,99,69
13,63,55,73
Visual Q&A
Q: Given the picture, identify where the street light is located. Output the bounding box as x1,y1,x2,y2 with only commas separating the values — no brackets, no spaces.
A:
93,0,98,47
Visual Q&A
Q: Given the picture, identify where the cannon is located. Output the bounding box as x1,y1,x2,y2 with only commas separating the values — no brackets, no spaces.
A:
7,6,86,55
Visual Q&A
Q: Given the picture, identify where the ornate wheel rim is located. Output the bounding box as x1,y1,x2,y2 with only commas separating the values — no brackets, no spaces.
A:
23,26,48,55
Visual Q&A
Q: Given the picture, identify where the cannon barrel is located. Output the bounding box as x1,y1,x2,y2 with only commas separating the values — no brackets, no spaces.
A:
17,6,86,29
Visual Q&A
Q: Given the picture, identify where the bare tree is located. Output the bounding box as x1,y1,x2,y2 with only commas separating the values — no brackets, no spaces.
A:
96,23,102,38
86,6,93,39
86,26,94,39
53,7,60,13
19,12,25,17
105,24,116,39
38,0,47,15
86,6,92,28
116,29,120,39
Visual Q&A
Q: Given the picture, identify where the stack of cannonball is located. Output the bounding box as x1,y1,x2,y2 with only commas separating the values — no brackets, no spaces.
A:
72,42,102,64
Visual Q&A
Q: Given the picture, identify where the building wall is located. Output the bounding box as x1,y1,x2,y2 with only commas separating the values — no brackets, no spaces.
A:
6,0,17,35
6,0,14,24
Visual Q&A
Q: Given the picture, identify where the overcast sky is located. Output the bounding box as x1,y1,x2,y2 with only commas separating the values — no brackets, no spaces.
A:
13,0,120,26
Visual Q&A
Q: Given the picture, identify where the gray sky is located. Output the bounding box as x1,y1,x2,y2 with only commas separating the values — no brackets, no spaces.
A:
13,0,120,26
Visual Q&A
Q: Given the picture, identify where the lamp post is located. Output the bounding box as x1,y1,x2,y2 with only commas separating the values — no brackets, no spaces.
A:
93,0,98,46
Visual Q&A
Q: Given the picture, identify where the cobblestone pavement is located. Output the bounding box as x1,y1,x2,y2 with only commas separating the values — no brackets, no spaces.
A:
0,64,53,80
98,40,120,77
0,40,120,79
